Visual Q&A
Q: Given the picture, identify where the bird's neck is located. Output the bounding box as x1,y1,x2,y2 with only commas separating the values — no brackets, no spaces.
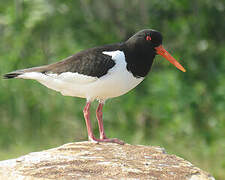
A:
122,43,155,78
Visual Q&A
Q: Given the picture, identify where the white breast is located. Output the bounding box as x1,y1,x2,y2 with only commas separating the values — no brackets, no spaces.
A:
17,51,144,101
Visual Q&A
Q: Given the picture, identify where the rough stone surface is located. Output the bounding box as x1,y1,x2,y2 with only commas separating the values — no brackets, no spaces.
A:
0,141,215,180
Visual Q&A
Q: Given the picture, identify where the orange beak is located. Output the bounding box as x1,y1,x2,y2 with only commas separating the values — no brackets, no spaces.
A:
155,45,186,72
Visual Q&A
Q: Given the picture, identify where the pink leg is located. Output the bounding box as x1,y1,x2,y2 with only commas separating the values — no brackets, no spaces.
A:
83,101,95,140
96,103,107,139
95,102,125,145
83,101,124,145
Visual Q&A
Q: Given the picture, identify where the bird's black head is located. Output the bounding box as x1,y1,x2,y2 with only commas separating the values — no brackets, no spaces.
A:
125,29,186,75
126,29,163,49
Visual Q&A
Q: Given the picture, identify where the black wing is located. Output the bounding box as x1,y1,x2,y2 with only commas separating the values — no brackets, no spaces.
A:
47,47,116,78
3,44,122,79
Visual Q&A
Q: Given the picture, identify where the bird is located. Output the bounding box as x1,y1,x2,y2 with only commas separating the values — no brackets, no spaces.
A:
3,29,186,145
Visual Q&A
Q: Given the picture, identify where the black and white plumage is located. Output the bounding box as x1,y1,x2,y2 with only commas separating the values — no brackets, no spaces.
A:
4,29,186,144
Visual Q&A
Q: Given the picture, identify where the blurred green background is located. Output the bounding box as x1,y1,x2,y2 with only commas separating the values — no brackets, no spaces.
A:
0,0,225,179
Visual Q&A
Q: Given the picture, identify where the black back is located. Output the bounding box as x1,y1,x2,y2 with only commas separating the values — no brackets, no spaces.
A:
46,45,120,78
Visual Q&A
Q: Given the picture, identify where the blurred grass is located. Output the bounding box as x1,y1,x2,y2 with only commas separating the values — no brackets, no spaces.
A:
0,0,225,179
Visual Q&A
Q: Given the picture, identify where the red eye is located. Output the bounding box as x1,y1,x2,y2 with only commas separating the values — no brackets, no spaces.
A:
146,35,151,41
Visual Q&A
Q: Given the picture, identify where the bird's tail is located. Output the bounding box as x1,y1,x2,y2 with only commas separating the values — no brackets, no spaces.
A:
3,66,48,79
3,72,22,79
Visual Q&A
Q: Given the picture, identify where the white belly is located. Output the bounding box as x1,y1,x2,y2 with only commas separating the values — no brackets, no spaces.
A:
82,67,144,101
18,51,144,101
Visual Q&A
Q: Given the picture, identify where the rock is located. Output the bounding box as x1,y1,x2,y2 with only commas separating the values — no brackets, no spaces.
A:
0,141,214,180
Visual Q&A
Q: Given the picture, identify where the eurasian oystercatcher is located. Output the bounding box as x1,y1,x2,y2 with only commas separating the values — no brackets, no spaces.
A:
3,29,186,145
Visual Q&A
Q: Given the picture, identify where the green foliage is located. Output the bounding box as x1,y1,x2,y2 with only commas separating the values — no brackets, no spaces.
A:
0,0,224,179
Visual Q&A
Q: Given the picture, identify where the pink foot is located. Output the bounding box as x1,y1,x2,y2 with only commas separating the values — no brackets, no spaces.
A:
89,137,125,145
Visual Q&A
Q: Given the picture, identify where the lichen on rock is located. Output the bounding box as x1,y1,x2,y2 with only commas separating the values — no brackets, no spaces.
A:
0,141,215,180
